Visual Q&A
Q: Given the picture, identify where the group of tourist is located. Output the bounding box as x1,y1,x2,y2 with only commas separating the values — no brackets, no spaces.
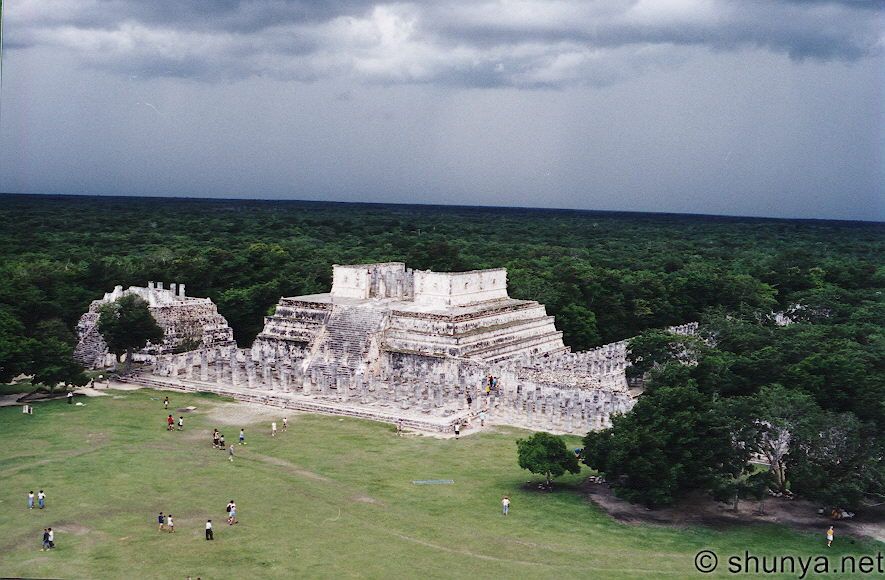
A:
40,528,55,550
28,490,54,551
167,414,184,430
27,490,47,509
485,375,500,394
157,512,176,532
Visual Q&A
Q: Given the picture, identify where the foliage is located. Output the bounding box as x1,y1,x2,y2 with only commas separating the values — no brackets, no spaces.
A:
787,411,885,510
97,295,164,371
583,375,750,508
516,432,581,485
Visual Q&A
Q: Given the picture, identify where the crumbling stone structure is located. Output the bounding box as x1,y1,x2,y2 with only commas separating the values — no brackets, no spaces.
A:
73,282,235,368
138,263,698,434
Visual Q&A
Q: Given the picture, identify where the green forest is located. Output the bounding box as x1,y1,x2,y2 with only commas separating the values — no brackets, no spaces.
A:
1,193,882,509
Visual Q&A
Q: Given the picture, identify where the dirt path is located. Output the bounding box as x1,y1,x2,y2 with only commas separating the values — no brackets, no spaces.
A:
583,481,885,543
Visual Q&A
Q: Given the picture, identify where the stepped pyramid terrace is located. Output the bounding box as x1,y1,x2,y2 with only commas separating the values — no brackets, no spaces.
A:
97,263,696,434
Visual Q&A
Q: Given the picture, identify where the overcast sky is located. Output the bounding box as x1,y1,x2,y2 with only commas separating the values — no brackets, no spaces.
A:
1,1,882,220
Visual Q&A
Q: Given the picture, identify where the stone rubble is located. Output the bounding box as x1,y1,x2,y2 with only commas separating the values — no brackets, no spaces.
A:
73,282,235,368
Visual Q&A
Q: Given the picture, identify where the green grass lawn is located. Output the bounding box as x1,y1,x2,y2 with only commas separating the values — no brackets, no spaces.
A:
0,389,879,579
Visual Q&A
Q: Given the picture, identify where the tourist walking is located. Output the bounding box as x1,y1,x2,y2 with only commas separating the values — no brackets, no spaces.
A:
205,520,214,540
454,423,460,439
502,496,511,516
41,528,51,551
226,500,237,525
271,421,277,437
28,491,35,509
228,443,235,462
178,416,184,430
827,525,834,547
479,411,486,427
158,512,165,531
239,429,246,445
167,514,175,533
396,419,403,437
47,528,54,548
67,391,73,404
212,429,220,448
166,414,174,431
283,417,288,431
164,396,169,409
218,433,226,449
38,490,46,509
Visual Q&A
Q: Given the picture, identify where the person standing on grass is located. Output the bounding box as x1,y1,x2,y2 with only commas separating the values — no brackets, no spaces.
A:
226,500,237,525
67,391,73,404
229,443,235,462
827,525,834,547
164,396,169,409
239,429,246,445
218,433,226,449
205,519,213,540
271,421,277,437
212,429,220,449
38,490,45,509
167,514,175,533
502,496,510,516
178,416,184,431
283,417,288,431
28,491,35,509
396,419,403,437
158,512,165,531
41,528,50,551
167,414,174,431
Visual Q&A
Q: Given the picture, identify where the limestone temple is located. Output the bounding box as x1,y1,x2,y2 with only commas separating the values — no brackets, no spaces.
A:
74,282,235,368
86,264,697,433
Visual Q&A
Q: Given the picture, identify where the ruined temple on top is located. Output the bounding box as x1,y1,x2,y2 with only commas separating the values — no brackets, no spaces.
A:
80,263,697,433
73,281,235,369
255,262,568,378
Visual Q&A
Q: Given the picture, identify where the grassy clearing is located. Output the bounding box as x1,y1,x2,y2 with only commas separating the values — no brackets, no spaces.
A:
0,389,879,579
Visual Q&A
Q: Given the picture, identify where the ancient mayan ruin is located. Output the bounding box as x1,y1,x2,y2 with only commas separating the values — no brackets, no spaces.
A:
101,263,698,434
74,282,235,368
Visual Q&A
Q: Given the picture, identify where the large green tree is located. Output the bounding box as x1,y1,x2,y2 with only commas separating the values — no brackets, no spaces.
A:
97,295,164,371
583,369,750,508
516,432,581,486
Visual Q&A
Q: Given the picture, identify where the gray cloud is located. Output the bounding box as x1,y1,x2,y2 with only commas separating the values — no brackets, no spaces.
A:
6,1,882,87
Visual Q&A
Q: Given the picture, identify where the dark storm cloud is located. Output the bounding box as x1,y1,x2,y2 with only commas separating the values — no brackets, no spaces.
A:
6,1,882,87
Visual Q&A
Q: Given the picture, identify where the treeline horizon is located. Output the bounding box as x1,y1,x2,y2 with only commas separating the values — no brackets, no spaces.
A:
1,193,881,350
3,192,882,225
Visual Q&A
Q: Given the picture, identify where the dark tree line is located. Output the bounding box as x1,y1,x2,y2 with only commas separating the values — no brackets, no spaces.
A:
584,300,884,511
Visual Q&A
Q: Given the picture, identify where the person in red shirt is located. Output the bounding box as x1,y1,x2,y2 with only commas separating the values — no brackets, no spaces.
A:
166,414,174,431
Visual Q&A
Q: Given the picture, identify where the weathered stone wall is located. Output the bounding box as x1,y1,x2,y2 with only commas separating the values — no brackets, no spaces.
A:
413,269,508,307
73,282,235,368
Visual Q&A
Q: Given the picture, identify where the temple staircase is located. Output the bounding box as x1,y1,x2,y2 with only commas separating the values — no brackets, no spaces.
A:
304,306,388,385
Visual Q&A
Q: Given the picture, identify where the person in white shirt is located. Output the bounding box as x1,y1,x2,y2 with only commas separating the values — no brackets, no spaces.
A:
502,496,510,516
166,514,175,532
27,491,35,509
205,519,214,540
271,422,277,437
38,490,46,509
47,528,55,548
283,417,288,431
